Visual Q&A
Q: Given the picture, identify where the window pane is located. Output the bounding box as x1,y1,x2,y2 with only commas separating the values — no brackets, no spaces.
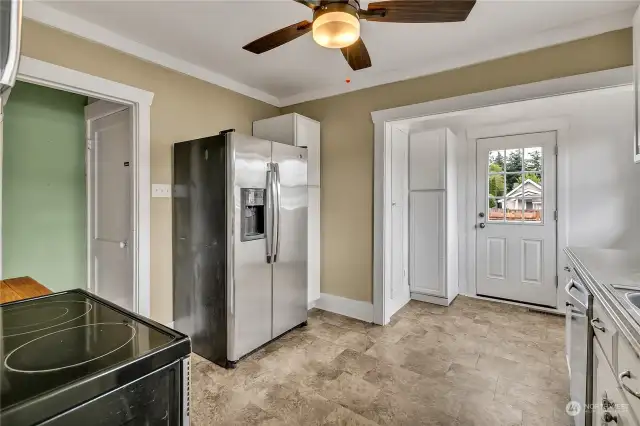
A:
523,173,543,222
488,197,504,221
488,173,505,197
489,150,505,172
505,149,523,173
524,147,543,172
504,172,521,195
505,196,523,222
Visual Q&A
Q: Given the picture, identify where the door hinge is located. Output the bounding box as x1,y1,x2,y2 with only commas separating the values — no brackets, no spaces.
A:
554,210,558,221
555,275,559,288
86,139,93,150
554,145,558,156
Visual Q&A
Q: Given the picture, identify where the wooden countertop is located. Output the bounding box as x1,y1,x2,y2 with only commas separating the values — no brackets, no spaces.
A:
0,276,52,304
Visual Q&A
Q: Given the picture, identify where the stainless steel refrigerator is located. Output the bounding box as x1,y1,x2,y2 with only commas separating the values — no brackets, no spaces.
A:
173,130,308,368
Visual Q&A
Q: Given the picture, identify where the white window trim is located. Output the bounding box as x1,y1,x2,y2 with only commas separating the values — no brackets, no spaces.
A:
0,56,153,318
371,66,633,325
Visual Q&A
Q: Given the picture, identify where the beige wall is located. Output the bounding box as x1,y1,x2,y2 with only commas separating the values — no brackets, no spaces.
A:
17,20,634,314
20,20,279,323
283,28,633,303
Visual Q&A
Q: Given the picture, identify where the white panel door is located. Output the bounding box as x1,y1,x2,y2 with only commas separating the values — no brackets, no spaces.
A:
88,107,133,310
388,127,410,317
476,132,557,307
410,191,445,297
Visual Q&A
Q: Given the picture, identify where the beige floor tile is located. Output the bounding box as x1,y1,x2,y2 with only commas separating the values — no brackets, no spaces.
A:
190,296,569,426
457,393,523,426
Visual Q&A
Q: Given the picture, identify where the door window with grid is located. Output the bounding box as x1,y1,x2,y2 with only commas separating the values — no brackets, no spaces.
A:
487,147,543,223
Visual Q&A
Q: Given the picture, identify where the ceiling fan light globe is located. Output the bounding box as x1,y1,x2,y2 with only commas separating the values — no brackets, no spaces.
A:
312,11,360,49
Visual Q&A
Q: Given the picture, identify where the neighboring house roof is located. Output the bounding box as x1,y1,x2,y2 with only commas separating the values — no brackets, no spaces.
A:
505,179,542,198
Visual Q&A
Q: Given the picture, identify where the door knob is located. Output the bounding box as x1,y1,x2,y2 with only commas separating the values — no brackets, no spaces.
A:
478,223,486,229
602,412,618,423
119,241,128,249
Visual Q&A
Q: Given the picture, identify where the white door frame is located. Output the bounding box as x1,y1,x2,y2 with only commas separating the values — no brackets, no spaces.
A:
0,56,153,317
371,66,632,325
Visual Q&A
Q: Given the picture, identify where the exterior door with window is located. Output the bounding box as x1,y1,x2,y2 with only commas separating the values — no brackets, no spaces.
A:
476,132,557,307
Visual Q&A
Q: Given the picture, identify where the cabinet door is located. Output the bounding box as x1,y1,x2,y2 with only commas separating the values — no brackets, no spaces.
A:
409,130,446,190
409,191,445,297
594,339,636,426
296,115,320,186
252,114,295,145
308,187,321,304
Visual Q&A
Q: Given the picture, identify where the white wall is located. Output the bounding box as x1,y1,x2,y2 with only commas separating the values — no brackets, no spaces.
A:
567,96,640,251
407,87,639,304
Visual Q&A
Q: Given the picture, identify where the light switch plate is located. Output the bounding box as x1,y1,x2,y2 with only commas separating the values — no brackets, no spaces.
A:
152,184,172,198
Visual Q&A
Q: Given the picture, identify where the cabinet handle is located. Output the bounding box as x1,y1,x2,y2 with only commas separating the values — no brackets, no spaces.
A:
620,370,640,399
591,318,606,332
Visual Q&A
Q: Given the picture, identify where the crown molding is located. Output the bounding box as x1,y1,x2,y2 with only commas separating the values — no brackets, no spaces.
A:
23,1,281,107
279,7,635,106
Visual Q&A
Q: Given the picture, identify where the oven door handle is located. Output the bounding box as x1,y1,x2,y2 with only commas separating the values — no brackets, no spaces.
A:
565,279,588,310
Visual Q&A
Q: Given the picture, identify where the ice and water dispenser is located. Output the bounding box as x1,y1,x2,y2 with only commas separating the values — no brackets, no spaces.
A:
240,188,265,242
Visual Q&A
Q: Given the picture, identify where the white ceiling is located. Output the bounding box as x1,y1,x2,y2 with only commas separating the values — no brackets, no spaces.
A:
27,0,640,106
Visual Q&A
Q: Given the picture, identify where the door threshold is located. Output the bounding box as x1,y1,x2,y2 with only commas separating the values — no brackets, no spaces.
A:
469,293,564,316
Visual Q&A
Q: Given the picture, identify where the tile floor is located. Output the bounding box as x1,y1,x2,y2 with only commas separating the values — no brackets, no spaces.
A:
191,296,570,425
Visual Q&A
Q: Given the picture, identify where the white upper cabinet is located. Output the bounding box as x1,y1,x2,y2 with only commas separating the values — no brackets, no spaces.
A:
253,113,321,186
634,7,640,163
409,129,446,190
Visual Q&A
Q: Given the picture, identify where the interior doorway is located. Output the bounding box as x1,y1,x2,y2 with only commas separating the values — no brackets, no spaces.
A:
475,131,558,307
372,67,632,325
0,56,153,317
2,85,134,309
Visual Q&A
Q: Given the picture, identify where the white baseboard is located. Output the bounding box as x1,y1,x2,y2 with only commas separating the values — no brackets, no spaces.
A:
315,293,374,323
308,299,318,310
411,292,452,306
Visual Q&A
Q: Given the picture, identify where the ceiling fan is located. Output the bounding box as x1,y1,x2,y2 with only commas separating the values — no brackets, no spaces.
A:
243,0,477,71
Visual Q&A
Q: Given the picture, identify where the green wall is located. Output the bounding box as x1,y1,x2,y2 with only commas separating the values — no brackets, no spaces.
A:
2,82,87,292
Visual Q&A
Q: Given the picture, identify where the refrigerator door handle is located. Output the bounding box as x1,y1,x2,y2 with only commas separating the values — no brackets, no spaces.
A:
273,163,282,263
265,166,274,263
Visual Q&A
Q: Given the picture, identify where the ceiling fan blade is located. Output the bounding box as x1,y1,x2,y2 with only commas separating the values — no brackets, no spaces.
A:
293,0,320,9
243,20,312,54
341,38,372,71
362,0,476,23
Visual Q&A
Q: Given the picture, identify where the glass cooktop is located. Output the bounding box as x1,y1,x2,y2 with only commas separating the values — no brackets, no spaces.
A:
1,291,176,411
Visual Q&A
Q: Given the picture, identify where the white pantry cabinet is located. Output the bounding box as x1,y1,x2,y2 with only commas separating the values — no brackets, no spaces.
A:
253,113,321,306
253,113,320,186
408,128,458,306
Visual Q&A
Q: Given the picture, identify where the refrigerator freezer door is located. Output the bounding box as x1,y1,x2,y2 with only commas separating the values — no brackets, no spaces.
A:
271,143,308,338
173,135,227,365
229,133,273,361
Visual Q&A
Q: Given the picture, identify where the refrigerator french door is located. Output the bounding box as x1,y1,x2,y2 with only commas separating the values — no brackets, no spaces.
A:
173,131,308,368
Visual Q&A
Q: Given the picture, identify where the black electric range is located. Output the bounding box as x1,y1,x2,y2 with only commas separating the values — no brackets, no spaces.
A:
1,289,191,426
